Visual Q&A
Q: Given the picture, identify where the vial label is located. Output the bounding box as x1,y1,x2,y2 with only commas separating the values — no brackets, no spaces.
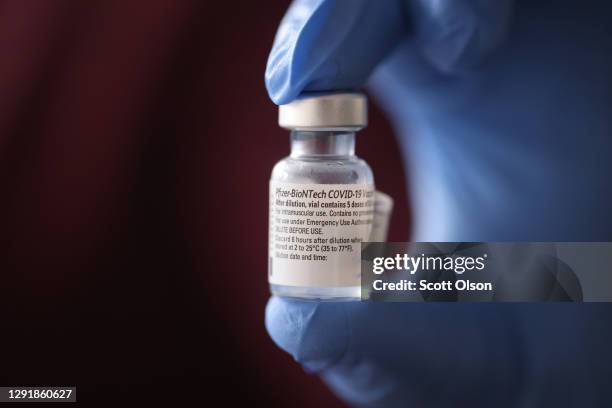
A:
269,182,374,287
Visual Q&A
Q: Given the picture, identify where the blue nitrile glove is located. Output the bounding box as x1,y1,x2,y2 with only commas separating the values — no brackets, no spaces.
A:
265,1,612,407
267,299,611,407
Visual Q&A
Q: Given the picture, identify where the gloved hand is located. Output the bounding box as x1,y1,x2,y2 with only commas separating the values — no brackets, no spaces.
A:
265,1,612,407
267,298,611,407
267,299,526,407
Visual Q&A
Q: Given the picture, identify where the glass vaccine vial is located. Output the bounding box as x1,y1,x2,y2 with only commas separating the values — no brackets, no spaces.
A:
268,93,374,300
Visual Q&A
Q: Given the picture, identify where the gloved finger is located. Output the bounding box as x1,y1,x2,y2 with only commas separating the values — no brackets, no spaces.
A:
265,296,350,372
265,297,416,408
264,298,454,407
265,0,409,104
409,0,514,74
266,0,515,106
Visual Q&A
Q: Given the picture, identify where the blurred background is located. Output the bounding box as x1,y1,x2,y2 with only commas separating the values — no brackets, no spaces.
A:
0,0,410,405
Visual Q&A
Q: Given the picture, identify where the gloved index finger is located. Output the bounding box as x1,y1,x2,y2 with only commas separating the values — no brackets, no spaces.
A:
265,0,409,105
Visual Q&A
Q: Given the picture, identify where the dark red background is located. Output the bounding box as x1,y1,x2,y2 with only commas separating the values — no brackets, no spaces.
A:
0,1,409,405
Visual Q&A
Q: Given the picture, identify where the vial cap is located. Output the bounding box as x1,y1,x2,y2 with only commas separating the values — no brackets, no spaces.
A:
278,92,367,131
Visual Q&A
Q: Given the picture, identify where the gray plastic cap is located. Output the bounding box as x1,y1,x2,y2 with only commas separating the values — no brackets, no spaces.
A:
278,92,367,131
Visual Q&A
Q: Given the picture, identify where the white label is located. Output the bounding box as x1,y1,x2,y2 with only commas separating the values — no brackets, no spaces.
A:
268,182,374,287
